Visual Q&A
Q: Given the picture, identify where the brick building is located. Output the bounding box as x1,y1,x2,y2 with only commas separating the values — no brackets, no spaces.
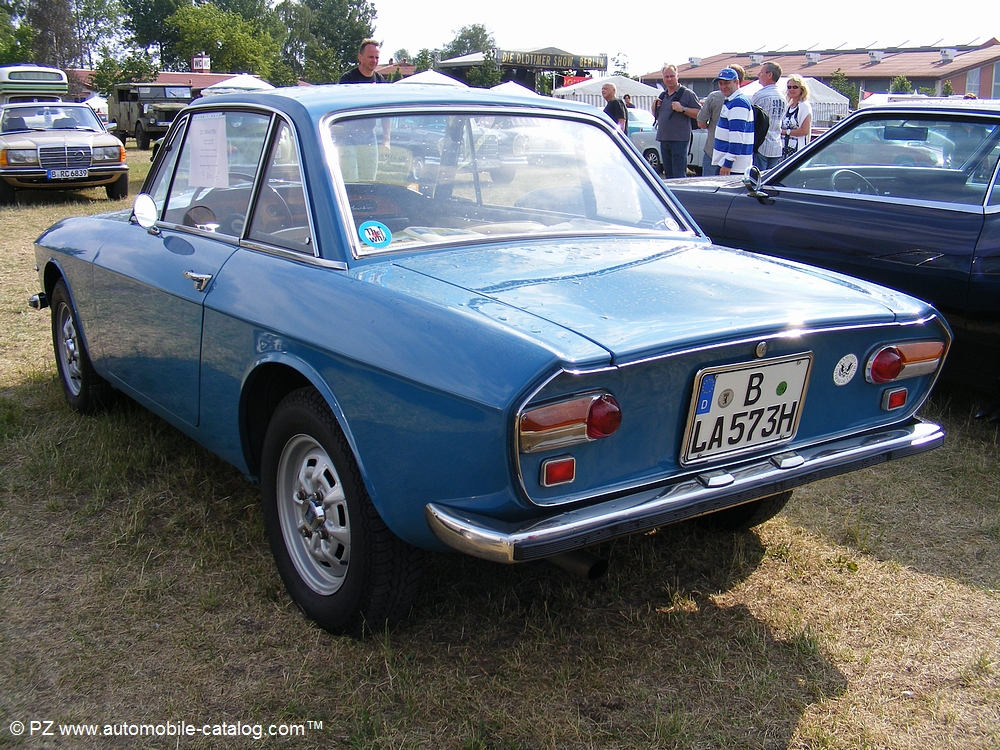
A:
641,39,1000,99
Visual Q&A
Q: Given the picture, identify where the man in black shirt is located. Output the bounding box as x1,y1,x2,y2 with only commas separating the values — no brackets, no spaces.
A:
601,82,628,132
339,39,385,84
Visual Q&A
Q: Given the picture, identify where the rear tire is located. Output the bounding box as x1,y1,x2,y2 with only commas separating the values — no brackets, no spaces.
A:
50,279,114,413
643,149,662,174
697,491,793,532
105,173,129,200
489,166,516,184
261,387,423,636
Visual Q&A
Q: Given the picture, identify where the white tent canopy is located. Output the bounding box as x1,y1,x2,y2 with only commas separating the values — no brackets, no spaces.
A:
553,76,662,113
395,70,467,87
200,74,274,96
84,94,107,116
738,76,849,127
490,80,540,97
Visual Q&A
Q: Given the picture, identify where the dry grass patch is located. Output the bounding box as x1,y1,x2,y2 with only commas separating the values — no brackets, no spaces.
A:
1,153,998,748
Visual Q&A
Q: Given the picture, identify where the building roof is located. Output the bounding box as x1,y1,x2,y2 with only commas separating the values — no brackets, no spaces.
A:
641,39,1000,84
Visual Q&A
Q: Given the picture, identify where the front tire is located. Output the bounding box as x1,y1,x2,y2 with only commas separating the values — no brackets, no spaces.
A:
50,279,114,413
105,173,129,200
697,491,793,532
0,178,15,205
261,388,423,636
135,122,150,150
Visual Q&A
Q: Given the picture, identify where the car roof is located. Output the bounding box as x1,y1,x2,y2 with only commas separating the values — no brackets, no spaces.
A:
186,83,599,120
861,99,1000,116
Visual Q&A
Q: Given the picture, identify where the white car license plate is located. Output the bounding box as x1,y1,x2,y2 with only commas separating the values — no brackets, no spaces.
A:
47,168,88,179
682,353,812,465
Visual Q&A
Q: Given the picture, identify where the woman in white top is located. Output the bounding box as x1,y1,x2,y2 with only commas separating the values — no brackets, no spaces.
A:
779,74,812,158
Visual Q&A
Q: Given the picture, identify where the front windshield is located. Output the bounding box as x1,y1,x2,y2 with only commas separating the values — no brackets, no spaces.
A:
1,104,103,132
324,111,685,255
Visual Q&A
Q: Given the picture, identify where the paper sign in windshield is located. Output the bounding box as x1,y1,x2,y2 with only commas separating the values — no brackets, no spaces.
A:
189,113,229,188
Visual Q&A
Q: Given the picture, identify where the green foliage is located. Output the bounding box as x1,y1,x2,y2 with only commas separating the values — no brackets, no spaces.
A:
828,68,859,109
441,23,494,61
465,47,501,88
412,48,435,72
89,47,158,96
121,0,187,54
890,75,913,94
165,3,278,77
942,79,954,96
392,47,409,63
0,11,34,65
299,0,376,83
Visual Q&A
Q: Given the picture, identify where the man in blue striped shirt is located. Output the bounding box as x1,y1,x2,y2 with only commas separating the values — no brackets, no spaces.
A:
711,68,754,175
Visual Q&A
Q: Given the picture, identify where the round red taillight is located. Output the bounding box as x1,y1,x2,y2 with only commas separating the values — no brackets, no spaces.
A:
587,394,622,439
870,347,903,383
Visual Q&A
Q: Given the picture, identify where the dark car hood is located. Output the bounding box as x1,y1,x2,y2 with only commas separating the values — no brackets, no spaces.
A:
385,236,928,364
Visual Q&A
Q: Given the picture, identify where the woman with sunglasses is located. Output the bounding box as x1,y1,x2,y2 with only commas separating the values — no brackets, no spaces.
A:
779,75,812,159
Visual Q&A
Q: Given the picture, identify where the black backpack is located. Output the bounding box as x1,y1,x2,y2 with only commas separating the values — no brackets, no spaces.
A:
752,105,769,152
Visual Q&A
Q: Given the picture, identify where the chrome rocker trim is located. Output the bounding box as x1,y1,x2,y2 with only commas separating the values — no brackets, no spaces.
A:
426,418,944,564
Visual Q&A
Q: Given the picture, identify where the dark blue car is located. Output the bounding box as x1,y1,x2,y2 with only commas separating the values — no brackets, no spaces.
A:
667,100,1000,387
31,85,951,635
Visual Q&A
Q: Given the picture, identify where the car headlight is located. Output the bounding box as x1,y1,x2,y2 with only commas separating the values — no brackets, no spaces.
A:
92,145,124,163
1,148,38,166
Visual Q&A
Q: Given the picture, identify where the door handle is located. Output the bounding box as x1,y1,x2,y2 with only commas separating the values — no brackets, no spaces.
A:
183,271,212,292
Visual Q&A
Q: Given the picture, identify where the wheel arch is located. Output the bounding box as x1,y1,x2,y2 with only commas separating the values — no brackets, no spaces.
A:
240,359,368,495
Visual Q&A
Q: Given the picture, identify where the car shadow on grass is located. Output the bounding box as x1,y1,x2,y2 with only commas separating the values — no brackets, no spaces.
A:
392,524,847,747
784,380,1000,591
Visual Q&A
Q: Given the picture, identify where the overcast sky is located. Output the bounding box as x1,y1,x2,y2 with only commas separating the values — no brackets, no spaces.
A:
369,0,993,80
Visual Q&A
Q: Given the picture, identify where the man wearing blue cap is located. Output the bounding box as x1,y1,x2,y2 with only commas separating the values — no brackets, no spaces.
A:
711,68,754,175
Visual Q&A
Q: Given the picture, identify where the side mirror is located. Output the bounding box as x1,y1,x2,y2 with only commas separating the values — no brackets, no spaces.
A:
132,193,159,232
743,165,775,201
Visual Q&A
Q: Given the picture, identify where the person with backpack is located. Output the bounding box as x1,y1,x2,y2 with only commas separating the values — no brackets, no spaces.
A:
710,68,754,176
697,64,745,176
751,61,786,171
653,64,701,178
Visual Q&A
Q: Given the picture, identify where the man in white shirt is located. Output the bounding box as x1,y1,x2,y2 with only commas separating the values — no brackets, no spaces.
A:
751,61,785,171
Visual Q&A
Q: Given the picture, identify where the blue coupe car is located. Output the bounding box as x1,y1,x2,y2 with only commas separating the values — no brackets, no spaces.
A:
666,100,1000,389
31,84,951,635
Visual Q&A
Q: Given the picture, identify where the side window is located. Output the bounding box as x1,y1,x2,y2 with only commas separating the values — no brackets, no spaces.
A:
145,117,186,213
162,110,270,236
782,117,1000,206
247,120,313,253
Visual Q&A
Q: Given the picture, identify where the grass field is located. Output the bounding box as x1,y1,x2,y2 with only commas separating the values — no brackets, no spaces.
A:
1,148,998,748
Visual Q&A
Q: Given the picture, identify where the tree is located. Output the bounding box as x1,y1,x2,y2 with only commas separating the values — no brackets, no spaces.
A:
412,47,434,72
942,79,954,96
301,0,376,82
829,67,859,109
72,0,124,68
440,23,493,61
121,0,186,57
26,0,76,66
0,5,35,64
465,47,501,88
890,75,913,94
89,47,157,95
392,47,408,63
166,3,277,76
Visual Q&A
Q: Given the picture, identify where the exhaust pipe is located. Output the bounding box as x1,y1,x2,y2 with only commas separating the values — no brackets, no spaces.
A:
545,550,608,580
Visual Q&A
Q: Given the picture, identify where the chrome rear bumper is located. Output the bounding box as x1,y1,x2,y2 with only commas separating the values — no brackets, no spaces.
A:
426,419,944,564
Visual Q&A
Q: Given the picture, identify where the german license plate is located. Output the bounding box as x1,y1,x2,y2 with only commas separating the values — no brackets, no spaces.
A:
47,168,88,179
682,353,812,465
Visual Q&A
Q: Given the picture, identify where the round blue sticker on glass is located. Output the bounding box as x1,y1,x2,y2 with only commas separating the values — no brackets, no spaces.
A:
358,221,392,248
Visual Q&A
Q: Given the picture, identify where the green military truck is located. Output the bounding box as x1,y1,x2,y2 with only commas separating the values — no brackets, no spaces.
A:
109,83,192,149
